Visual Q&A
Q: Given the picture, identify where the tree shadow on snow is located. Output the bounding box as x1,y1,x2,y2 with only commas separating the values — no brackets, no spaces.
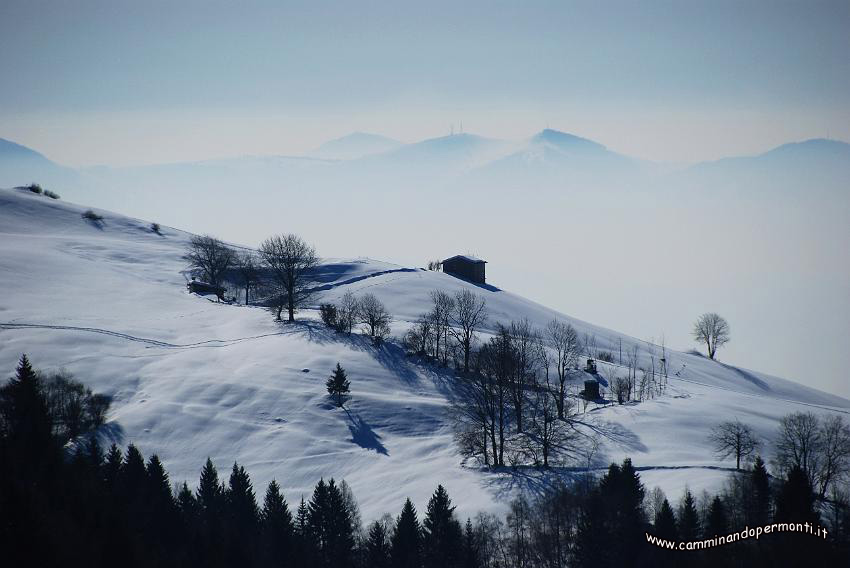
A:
344,409,389,456
97,421,125,447
718,362,771,391
572,417,649,454
278,320,421,386
478,465,598,502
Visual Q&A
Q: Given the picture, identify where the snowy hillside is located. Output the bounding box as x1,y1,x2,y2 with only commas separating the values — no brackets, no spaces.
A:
1,187,848,521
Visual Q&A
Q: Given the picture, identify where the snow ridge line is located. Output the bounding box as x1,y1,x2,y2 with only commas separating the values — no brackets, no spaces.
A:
0,323,283,349
307,267,420,293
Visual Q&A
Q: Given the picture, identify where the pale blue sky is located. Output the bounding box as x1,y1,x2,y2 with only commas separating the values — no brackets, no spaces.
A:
2,1,850,397
2,0,849,165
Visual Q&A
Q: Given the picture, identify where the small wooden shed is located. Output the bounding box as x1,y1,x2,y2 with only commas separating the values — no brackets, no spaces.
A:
583,379,600,400
187,278,226,300
442,255,486,284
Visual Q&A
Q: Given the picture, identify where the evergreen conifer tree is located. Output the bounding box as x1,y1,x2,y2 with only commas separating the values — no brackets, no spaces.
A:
226,462,260,565
678,490,701,542
705,496,728,537
104,443,123,489
177,481,200,525
654,498,678,541
326,363,351,407
227,462,259,530
774,465,819,567
146,455,175,514
462,518,479,568
261,479,293,565
0,354,53,471
422,485,463,568
197,457,224,517
775,465,818,524
366,521,392,568
308,478,331,559
750,455,771,525
391,498,423,568
121,444,148,501
650,498,679,568
325,479,355,567
294,496,314,567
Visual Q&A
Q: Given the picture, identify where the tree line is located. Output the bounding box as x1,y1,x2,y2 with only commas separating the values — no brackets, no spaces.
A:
185,233,319,322
2,355,849,566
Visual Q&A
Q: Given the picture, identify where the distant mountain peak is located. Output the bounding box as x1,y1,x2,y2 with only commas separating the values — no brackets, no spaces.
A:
0,137,51,161
764,137,850,156
530,129,606,152
311,132,402,160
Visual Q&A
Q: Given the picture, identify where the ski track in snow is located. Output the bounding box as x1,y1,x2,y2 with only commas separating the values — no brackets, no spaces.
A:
0,322,284,349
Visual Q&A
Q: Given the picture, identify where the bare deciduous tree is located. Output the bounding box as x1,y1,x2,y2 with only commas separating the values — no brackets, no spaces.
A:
612,376,630,405
775,412,850,499
709,419,760,470
817,415,850,499
357,293,392,344
337,290,359,335
774,411,821,485
185,235,235,286
521,380,578,468
258,234,318,322
508,319,536,434
236,251,260,306
692,312,730,359
429,290,455,366
449,289,487,373
403,316,434,356
545,320,580,419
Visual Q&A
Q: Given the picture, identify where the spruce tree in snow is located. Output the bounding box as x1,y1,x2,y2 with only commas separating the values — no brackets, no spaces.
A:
146,454,176,518
653,498,678,541
391,498,423,568
177,481,200,526
326,479,355,567
0,354,53,469
422,485,463,568
120,444,148,498
261,479,294,566
104,443,123,490
749,455,772,525
651,498,678,568
773,466,819,568
227,462,259,528
705,496,728,537
226,462,260,565
326,363,350,407
307,478,354,567
775,465,818,524
197,457,224,518
294,496,315,567
366,520,392,568
678,490,701,542
461,518,479,568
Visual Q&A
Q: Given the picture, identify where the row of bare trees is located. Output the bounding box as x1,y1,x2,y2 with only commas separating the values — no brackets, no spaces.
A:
320,291,392,345
454,319,594,469
185,233,319,322
403,289,488,373
709,412,850,500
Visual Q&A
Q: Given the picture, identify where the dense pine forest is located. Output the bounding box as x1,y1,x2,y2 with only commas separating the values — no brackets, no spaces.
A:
1,355,848,567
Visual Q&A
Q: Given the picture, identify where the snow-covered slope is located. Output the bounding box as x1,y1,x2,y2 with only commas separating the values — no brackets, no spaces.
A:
1,187,848,520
